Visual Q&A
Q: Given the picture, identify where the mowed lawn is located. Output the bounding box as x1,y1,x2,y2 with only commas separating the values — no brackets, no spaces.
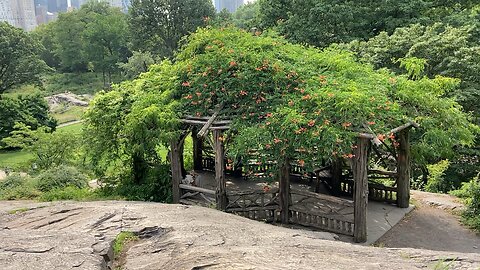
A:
0,122,190,170
0,122,83,170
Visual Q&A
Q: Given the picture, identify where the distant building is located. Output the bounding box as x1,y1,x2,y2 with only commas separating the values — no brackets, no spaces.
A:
0,0,37,31
214,0,244,13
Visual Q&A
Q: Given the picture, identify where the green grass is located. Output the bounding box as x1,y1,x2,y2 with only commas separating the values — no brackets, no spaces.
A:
57,122,83,134
44,72,124,95
8,207,29,214
0,151,34,170
113,231,139,258
0,123,83,170
51,105,86,124
3,85,42,98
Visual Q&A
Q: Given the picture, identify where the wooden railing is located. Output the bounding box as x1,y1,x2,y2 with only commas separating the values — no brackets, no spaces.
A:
339,179,398,205
290,189,354,236
226,188,280,223
179,184,215,205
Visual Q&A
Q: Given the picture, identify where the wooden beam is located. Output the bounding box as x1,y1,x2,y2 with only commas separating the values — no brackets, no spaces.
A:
197,104,224,138
279,156,291,224
170,139,183,204
397,129,411,208
179,184,216,196
353,137,369,243
213,130,227,210
181,119,232,125
390,121,419,134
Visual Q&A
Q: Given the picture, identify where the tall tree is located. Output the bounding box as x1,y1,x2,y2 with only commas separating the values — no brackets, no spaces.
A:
128,0,215,58
81,2,130,85
53,11,88,72
0,22,50,94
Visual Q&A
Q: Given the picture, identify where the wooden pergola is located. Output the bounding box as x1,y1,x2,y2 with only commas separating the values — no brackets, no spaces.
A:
169,114,418,243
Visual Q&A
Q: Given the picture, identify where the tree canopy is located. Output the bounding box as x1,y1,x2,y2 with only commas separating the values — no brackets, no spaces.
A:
0,22,50,94
85,27,477,184
128,0,216,58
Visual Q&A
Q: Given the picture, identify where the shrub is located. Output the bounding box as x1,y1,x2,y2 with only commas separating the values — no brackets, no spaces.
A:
0,174,41,200
425,160,451,193
35,165,89,192
39,186,93,201
461,175,480,232
99,163,172,202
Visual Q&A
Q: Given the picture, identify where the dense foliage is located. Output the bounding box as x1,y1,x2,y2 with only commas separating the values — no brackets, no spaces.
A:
0,22,50,94
85,27,476,191
128,0,216,58
32,2,130,84
0,95,56,144
256,0,477,48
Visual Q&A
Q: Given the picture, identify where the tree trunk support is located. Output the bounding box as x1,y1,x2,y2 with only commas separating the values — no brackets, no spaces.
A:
397,129,411,208
331,158,343,195
170,138,184,204
279,156,291,224
213,130,227,211
192,127,203,171
353,137,369,243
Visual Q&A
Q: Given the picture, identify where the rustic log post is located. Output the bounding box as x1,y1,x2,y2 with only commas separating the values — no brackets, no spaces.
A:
213,130,227,211
353,137,369,243
192,128,203,171
397,129,411,208
170,139,183,204
331,158,343,195
279,156,291,224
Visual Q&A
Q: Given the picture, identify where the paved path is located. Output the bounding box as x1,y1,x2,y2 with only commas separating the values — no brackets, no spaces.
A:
375,191,480,253
58,120,83,128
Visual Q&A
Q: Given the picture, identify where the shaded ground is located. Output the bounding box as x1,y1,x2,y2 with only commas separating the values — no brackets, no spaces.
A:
376,190,479,254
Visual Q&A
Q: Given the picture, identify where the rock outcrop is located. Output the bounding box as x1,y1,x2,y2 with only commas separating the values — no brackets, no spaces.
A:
0,201,478,270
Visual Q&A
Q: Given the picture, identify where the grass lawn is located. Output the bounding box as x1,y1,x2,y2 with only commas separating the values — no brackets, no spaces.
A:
0,123,84,170
57,122,83,134
51,105,86,124
0,151,33,170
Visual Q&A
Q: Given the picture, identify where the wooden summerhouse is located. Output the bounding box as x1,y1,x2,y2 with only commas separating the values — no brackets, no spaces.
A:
170,113,417,243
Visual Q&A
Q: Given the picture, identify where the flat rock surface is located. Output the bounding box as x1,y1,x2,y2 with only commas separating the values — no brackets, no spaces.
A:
0,200,479,270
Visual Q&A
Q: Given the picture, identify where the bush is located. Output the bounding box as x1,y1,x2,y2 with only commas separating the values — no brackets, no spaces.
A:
100,163,172,202
35,165,89,192
0,174,41,200
451,174,480,232
39,186,93,201
425,160,451,193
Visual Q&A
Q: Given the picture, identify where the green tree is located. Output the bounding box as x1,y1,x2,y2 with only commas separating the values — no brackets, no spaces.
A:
85,27,477,202
31,23,61,69
53,12,88,72
232,2,260,30
128,0,215,58
118,51,158,79
0,22,50,94
257,0,477,48
346,23,480,121
81,2,130,85
0,95,56,143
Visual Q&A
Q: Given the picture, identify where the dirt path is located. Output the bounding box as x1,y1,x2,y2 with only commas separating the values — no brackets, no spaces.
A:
376,190,480,254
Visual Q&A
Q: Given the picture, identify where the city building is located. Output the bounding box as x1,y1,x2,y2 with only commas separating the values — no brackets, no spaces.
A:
0,0,37,31
214,0,244,13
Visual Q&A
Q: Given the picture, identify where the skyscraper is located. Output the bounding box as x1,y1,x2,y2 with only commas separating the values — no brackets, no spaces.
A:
0,0,37,31
214,0,244,13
